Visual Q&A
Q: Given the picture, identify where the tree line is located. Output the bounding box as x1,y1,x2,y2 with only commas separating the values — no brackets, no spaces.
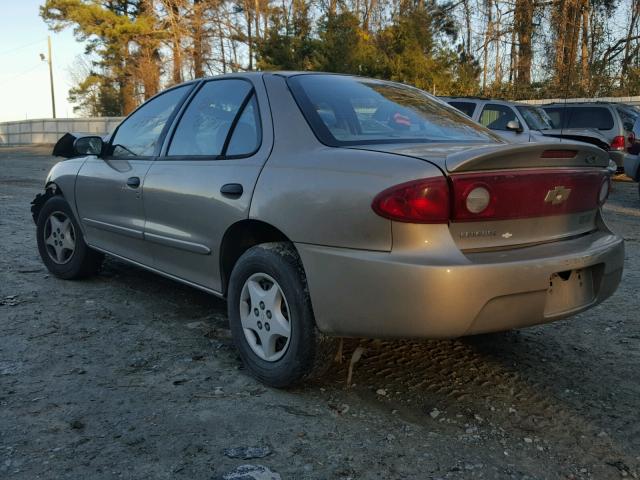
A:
40,0,640,116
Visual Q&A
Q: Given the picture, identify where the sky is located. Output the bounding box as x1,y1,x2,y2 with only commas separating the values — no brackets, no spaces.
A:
0,1,86,121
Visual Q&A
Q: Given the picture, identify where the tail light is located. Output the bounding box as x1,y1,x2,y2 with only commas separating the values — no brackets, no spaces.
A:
611,135,626,151
450,169,608,221
371,177,450,223
373,170,608,224
628,131,636,145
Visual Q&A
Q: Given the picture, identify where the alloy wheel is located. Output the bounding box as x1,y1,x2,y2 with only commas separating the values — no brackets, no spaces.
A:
43,211,76,265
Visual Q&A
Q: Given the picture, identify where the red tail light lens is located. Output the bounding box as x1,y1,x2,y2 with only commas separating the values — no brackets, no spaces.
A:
372,177,450,223
450,169,607,221
374,170,607,224
611,135,626,150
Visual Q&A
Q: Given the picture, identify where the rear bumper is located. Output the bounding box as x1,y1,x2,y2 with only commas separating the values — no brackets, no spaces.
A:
298,229,624,339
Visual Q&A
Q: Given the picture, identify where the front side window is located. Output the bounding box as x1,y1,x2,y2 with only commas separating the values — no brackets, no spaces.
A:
288,75,500,146
516,106,554,130
479,104,518,131
448,101,477,117
110,85,191,157
168,79,257,157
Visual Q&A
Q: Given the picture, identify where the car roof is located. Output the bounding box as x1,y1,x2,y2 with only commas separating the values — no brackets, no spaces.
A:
198,71,363,81
542,102,618,107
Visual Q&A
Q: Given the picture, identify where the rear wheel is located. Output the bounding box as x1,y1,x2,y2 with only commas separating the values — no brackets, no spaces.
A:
227,242,338,388
36,195,103,279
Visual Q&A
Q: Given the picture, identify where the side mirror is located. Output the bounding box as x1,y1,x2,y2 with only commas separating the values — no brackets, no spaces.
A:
74,136,104,156
506,120,523,133
52,132,104,158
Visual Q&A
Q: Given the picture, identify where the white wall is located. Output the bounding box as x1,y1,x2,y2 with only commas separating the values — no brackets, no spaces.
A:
0,117,123,145
519,96,640,106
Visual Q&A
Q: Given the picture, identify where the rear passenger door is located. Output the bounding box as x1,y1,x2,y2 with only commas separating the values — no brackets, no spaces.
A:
142,78,273,293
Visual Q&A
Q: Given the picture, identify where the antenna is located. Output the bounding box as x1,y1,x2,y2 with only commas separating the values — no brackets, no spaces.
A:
560,24,579,138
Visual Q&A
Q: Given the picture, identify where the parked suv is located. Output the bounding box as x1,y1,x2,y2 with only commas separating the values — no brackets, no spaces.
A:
624,115,640,199
441,97,616,168
542,102,638,169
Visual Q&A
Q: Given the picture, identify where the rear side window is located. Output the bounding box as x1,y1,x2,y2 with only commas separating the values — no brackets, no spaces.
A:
226,95,261,156
543,106,614,130
479,104,518,130
168,79,259,157
288,75,500,146
448,101,476,117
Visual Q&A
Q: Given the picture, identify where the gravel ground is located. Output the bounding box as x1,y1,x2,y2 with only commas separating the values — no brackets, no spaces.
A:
1,146,639,480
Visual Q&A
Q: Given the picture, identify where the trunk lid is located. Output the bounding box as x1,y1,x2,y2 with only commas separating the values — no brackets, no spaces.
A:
348,140,609,172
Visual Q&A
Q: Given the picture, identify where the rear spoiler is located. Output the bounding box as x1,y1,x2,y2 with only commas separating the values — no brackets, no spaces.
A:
445,142,609,173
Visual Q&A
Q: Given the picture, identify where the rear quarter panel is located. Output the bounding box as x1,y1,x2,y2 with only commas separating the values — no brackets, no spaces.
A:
251,74,446,251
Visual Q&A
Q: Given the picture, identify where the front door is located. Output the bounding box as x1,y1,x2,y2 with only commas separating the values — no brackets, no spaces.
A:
143,78,272,293
478,103,528,143
76,85,192,265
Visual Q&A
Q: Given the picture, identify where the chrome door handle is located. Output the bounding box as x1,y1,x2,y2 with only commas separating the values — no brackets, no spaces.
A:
126,177,141,188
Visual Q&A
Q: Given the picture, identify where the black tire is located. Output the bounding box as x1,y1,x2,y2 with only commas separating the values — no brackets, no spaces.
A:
227,242,338,388
36,195,103,279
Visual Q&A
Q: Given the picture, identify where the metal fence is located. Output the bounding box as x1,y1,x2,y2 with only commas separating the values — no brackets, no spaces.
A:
519,96,640,107
0,118,123,146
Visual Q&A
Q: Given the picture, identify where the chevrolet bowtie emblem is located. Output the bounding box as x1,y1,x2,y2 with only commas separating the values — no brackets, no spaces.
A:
544,186,572,205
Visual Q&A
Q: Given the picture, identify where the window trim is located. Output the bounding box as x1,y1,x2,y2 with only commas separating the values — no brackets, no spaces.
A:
160,77,263,161
287,75,500,147
106,82,197,160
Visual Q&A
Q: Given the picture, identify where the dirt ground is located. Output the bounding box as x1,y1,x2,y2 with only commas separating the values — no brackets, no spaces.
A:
1,145,639,480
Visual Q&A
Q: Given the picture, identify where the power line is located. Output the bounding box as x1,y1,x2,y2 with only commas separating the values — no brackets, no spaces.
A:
0,63,46,88
0,38,47,57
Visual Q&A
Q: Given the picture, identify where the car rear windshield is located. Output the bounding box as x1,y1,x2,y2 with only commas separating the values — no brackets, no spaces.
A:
543,106,614,130
288,75,500,146
516,106,554,130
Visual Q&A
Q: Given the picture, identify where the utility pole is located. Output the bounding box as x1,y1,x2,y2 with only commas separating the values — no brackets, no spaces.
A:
41,36,56,118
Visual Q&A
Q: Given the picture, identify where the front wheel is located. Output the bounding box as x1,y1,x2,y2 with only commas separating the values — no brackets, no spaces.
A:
227,243,338,388
36,195,103,279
